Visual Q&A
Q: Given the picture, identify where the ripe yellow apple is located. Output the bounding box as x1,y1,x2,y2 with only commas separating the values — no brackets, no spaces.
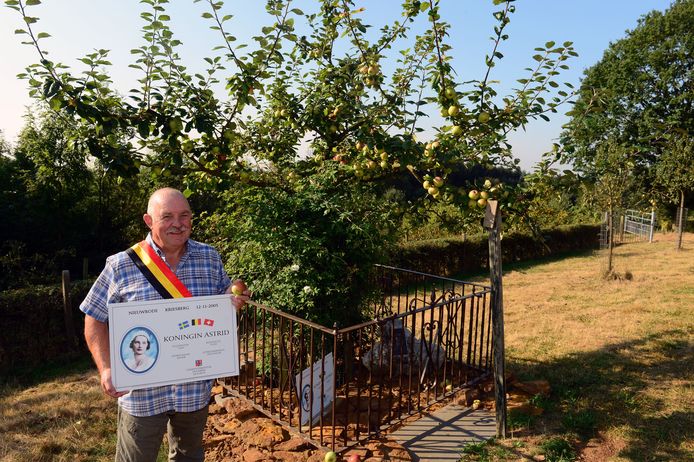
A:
231,280,247,296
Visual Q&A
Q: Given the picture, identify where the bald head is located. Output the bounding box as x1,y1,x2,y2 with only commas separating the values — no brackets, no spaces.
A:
144,188,193,254
147,188,189,216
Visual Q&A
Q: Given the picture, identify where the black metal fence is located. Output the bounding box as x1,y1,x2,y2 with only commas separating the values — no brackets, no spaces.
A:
219,265,493,451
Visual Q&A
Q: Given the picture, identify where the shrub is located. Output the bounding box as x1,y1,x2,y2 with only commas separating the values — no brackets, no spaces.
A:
0,280,92,374
391,224,600,277
197,165,399,328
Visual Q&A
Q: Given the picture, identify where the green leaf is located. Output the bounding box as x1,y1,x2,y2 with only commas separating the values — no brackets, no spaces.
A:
25,0,41,5
137,121,150,138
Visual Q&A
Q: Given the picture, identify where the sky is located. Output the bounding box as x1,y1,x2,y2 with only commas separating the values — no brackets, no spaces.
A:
0,0,673,171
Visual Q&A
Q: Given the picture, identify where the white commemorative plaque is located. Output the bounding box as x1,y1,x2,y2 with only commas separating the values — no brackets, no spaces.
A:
295,353,334,426
108,294,239,391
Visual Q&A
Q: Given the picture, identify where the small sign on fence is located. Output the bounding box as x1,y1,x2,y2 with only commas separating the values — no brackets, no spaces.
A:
295,353,334,426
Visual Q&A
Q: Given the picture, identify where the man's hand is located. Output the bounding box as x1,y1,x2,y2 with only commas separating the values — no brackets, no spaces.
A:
85,315,128,398
100,367,128,398
227,279,251,311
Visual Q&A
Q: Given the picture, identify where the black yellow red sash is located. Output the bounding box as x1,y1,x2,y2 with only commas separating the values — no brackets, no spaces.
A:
125,241,192,299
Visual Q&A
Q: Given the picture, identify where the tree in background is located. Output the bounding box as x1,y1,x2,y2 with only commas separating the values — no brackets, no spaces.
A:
588,140,636,275
514,160,593,234
0,110,152,289
559,0,693,215
655,134,694,250
9,0,577,322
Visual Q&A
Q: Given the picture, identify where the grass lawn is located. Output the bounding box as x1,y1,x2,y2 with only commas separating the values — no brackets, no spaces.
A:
460,232,693,461
1,233,692,461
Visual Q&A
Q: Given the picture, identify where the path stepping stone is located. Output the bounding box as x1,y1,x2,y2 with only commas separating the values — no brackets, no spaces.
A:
390,404,496,461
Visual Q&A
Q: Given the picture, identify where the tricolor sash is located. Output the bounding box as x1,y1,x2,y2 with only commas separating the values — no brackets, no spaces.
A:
125,240,192,299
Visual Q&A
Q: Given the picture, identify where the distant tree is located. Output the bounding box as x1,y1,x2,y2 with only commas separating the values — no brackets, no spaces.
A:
655,134,694,250
590,140,635,274
559,0,693,197
0,110,151,289
516,160,591,233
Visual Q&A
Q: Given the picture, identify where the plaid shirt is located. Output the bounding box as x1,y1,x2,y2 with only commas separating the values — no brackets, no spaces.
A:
80,233,230,416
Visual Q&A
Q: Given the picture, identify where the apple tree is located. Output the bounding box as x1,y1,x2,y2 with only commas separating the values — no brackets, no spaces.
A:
8,0,577,323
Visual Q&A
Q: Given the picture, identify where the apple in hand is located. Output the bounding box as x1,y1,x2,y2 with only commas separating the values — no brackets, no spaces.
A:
231,280,247,296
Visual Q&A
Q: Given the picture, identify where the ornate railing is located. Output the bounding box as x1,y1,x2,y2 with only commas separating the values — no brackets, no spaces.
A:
219,265,493,451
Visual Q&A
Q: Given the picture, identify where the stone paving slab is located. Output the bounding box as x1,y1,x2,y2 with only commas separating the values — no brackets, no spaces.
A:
390,405,496,462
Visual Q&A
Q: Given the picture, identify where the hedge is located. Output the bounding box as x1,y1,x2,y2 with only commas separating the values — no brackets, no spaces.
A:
0,280,92,375
390,223,601,277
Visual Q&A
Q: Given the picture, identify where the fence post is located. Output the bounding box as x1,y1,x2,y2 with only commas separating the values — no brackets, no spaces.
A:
649,210,656,243
82,257,89,279
62,270,78,348
484,200,507,439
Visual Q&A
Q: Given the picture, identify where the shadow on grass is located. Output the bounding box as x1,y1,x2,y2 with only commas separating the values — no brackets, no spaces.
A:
0,351,94,393
508,329,694,461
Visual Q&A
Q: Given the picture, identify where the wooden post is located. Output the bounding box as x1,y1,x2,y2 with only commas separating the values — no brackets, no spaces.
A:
676,192,685,251
484,200,507,439
649,210,656,243
82,257,89,279
61,270,78,348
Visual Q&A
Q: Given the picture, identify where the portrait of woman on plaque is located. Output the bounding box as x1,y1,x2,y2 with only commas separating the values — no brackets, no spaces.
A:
121,327,159,373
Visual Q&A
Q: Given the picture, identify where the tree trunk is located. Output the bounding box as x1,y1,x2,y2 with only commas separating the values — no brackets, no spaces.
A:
677,190,685,251
607,205,614,272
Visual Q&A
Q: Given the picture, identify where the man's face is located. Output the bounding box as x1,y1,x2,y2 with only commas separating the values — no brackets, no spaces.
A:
145,193,192,252
131,336,148,355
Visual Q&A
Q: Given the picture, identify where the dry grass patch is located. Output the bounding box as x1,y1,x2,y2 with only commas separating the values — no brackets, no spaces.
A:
0,371,117,462
463,233,694,461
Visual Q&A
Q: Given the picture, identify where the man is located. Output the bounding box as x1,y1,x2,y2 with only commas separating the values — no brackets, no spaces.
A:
81,187,248,462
